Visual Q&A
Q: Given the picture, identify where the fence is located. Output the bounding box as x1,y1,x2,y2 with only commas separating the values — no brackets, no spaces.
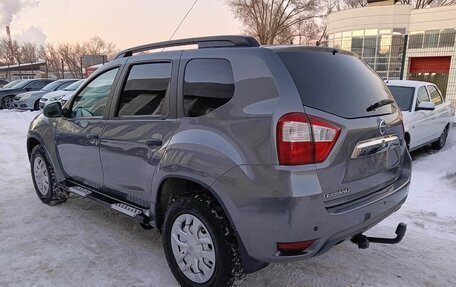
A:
329,29,456,104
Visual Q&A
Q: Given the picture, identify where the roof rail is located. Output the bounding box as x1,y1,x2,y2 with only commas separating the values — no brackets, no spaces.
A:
114,35,260,59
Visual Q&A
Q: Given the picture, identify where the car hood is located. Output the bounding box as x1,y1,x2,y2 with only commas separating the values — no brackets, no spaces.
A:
41,90,67,100
61,91,76,100
16,91,46,99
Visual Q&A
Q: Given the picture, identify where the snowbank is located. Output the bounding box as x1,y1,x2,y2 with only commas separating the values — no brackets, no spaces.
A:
1,110,455,286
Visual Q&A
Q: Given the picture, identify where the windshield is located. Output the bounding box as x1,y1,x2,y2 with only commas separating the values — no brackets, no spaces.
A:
2,80,22,88
64,80,84,91
42,81,62,92
14,80,34,89
387,86,414,112
276,48,394,119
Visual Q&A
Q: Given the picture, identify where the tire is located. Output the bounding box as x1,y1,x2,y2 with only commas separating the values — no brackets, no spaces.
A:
2,95,15,109
431,126,449,150
34,99,40,111
30,145,68,205
162,195,244,287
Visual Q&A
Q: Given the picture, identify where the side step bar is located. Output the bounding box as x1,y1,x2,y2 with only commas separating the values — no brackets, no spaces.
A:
111,203,142,217
65,183,153,226
69,186,92,197
351,223,407,249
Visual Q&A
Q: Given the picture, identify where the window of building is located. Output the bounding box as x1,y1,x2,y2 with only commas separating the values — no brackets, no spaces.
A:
439,29,456,47
183,59,235,117
427,85,444,105
117,63,171,117
409,32,424,49
71,68,119,118
423,30,439,48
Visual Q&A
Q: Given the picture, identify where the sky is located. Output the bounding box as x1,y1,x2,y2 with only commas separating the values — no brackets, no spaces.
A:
0,0,243,49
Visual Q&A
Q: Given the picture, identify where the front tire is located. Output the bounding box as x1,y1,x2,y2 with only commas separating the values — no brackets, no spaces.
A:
2,95,15,109
162,195,243,287
30,145,67,205
431,126,449,150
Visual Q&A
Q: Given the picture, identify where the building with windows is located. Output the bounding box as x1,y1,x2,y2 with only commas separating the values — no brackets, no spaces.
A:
327,2,456,103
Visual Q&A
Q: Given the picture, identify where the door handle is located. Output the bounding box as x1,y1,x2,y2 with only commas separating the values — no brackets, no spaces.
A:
144,139,163,146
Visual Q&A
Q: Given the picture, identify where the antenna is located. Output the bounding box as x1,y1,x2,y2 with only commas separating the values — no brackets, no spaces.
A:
168,0,199,42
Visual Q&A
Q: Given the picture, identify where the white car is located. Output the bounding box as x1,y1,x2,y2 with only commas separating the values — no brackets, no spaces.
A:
387,80,454,151
39,79,84,109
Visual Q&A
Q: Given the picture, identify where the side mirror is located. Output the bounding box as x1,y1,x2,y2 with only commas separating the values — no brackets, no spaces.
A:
25,87,32,92
43,102,62,118
416,102,435,111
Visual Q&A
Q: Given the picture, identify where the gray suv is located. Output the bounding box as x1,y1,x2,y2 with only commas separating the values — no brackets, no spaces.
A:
27,36,411,287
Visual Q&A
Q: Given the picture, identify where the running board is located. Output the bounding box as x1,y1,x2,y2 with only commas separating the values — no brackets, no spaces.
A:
68,186,92,197
111,203,142,217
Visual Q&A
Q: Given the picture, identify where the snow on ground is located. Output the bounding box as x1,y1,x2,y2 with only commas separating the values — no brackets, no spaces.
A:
0,110,455,287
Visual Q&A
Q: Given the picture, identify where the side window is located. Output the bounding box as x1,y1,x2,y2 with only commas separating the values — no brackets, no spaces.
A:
427,85,443,106
416,87,430,105
71,68,119,118
183,59,234,117
26,81,47,90
58,81,73,90
117,63,171,117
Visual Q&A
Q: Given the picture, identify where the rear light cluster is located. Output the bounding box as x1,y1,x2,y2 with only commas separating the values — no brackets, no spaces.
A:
277,113,341,165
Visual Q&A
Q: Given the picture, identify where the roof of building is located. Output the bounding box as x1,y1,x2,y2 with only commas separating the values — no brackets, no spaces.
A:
385,80,433,87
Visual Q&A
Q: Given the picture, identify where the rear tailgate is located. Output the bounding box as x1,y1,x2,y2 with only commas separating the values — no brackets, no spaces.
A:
276,47,408,210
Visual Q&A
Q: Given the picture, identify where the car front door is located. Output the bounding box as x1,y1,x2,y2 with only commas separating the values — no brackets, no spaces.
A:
99,60,179,207
55,67,120,188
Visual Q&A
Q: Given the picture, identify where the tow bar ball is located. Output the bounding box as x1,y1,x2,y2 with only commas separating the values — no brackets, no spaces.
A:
351,223,407,249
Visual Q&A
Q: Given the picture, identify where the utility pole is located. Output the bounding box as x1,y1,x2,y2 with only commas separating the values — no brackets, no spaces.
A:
61,58,64,79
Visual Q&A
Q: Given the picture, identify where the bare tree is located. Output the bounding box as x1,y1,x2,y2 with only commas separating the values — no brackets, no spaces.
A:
341,0,456,8
84,36,118,60
21,42,38,64
227,0,320,44
58,42,85,78
38,44,63,78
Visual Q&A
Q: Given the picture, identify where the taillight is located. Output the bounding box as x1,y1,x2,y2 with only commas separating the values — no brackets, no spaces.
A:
277,113,340,165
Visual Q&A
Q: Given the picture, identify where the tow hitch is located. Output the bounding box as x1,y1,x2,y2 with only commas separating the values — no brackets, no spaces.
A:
351,223,407,249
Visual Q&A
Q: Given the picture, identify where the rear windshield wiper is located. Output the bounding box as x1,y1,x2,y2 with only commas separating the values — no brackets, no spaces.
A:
366,99,394,112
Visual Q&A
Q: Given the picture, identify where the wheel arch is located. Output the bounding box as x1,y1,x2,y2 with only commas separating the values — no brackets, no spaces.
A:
153,175,268,274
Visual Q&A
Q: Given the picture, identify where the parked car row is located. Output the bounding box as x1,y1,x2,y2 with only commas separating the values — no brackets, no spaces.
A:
0,78,83,110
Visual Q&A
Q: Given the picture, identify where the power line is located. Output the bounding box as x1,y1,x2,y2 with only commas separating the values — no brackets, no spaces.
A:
168,0,199,41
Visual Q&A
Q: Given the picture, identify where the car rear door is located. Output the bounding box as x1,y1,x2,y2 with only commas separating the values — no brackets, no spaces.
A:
55,67,121,188
99,56,179,207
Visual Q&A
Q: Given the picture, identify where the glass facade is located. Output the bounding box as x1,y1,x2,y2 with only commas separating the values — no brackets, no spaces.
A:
328,28,456,80
328,28,406,80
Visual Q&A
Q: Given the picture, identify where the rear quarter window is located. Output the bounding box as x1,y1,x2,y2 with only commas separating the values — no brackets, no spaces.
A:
277,49,394,118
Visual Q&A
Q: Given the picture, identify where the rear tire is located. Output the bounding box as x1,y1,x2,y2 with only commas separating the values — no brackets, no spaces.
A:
431,126,449,150
30,145,68,205
162,195,244,287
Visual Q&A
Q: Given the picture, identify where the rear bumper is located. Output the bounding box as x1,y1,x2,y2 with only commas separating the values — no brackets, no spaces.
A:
211,154,411,263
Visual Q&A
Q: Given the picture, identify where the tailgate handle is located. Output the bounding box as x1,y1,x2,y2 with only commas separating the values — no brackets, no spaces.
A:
144,139,162,146
351,135,400,159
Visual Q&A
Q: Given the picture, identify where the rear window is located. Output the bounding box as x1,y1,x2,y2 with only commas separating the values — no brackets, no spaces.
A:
387,86,415,112
277,49,394,118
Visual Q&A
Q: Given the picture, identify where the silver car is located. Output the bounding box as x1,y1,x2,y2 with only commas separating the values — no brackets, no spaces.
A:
39,79,85,109
14,79,78,110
